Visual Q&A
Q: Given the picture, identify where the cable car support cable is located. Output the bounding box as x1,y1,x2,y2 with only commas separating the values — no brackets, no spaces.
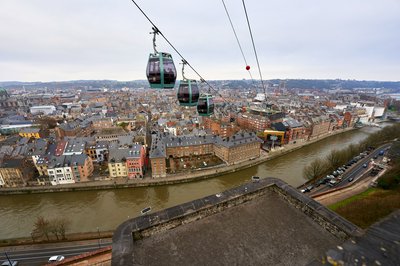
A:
221,0,254,82
241,0,267,99
130,0,228,104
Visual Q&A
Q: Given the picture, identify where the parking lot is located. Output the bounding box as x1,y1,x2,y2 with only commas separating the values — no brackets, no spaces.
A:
301,144,391,195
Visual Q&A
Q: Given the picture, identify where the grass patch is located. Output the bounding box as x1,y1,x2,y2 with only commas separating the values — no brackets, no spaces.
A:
329,188,377,211
329,188,400,228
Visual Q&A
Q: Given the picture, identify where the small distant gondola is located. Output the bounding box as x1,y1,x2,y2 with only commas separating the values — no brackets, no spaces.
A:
146,52,177,89
177,79,199,106
197,94,214,116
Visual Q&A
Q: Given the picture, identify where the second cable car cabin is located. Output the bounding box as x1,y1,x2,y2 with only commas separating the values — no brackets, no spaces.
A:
146,52,177,89
197,94,214,116
177,79,199,106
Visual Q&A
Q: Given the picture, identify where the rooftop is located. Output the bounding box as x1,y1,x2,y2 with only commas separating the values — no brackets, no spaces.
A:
112,178,360,265
19,127,40,134
109,145,143,162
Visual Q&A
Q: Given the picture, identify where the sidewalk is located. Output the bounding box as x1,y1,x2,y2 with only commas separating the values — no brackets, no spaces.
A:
0,238,112,252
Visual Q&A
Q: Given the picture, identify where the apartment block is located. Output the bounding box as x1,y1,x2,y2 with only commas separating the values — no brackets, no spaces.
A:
47,154,94,185
0,159,31,187
108,145,146,178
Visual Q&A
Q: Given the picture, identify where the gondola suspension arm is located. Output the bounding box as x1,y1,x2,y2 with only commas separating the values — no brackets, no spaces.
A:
150,27,159,54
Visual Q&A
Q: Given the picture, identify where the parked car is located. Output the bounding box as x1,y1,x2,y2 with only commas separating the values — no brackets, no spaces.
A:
328,180,337,187
301,185,314,193
316,179,324,187
48,256,65,263
1,261,19,266
306,185,314,191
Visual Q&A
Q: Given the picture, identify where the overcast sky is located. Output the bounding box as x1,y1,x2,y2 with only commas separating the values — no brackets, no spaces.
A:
0,0,399,82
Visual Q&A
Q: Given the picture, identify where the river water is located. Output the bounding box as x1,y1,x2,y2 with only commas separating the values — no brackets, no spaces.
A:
0,126,386,239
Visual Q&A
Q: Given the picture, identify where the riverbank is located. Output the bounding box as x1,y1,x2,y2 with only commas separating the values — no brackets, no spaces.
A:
0,231,113,248
0,127,359,195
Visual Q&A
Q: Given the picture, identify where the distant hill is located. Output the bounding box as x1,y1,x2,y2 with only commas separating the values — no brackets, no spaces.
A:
0,80,148,90
0,79,399,91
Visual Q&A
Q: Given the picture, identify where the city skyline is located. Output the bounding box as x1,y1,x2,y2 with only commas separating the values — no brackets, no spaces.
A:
1,0,399,82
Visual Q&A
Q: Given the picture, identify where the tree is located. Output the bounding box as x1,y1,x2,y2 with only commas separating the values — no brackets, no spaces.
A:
303,158,326,180
49,220,60,240
32,216,70,241
32,216,51,241
326,150,344,171
54,217,70,240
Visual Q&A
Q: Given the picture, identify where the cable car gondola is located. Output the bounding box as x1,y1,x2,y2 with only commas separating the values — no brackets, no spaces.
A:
177,60,199,106
146,52,177,89
146,27,177,89
177,79,199,106
197,94,214,116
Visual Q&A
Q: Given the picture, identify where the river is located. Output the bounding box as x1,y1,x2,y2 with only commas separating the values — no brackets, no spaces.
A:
0,125,387,239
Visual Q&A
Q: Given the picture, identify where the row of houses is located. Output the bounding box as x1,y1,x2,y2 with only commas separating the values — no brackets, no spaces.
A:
0,133,148,187
149,132,263,178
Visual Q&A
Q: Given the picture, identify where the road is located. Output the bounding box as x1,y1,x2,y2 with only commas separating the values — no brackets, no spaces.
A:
313,168,386,206
304,143,391,196
0,240,111,266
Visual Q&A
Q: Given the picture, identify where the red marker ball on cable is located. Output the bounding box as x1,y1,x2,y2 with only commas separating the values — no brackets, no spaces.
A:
246,65,250,70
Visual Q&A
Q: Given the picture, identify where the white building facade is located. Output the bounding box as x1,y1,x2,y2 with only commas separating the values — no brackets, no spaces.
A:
30,105,56,115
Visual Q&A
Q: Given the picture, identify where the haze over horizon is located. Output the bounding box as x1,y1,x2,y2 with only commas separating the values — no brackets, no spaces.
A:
1,0,399,82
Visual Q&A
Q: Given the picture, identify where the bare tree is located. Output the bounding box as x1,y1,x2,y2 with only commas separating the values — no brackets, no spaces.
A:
55,217,70,240
49,220,60,240
326,150,343,171
32,216,51,241
303,158,326,180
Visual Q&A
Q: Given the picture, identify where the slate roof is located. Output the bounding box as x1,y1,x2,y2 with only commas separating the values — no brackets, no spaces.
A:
284,118,304,128
0,158,23,168
28,139,48,156
164,135,216,148
96,141,109,150
36,155,50,166
47,154,89,168
149,134,166,159
109,145,143,162
63,138,86,154
272,122,286,132
59,121,79,131
19,127,40,134
149,132,263,158
215,132,263,148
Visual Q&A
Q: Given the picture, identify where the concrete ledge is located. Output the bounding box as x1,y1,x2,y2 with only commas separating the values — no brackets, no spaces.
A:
111,177,362,266
270,179,362,239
